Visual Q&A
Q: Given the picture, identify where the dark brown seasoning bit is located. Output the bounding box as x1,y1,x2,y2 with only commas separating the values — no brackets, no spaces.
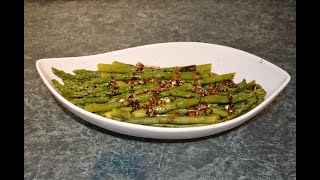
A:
125,98,132,103
136,62,145,67
135,62,145,73
162,82,172,89
209,84,215,94
248,80,256,91
180,65,196,72
187,111,196,117
160,80,166,87
226,103,235,114
129,80,146,88
142,98,161,110
225,80,235,87
185,104,208,116
142,100,159,117
192,85,208,96
168,76,182,88
218,80,235,90
109,80,119,88
148,111,156,117
126,99,140,111
152,86,162,95
209,80,235,94
128,80,137,88
145,108,156,117
196,103,208,111
135,67,144,73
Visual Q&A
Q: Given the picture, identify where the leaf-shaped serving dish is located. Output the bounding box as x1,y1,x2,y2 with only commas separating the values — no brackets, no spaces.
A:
36,42,290,139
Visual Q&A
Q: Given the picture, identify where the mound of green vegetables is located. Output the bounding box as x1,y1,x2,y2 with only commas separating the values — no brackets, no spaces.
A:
51,61,266,128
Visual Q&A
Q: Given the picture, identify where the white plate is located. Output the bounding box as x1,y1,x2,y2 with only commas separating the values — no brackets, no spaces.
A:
36,42,291,139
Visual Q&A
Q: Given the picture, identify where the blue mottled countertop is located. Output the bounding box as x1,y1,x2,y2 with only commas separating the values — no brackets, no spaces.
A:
24,0,296,179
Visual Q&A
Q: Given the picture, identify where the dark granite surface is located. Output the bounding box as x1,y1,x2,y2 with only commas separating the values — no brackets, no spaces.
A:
24,0,296,179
